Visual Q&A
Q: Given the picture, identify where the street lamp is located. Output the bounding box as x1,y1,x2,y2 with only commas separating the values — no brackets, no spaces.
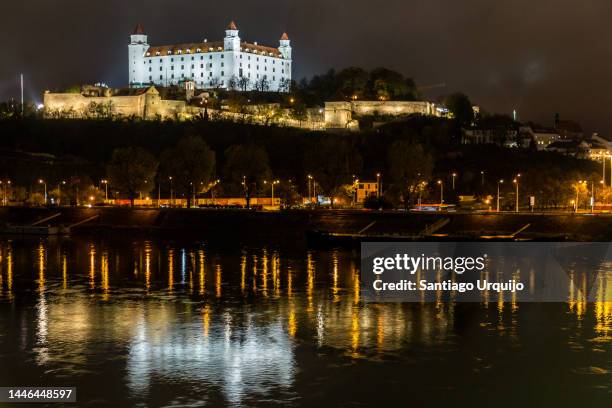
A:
307,174,313,205
58,180,66,206
271,180,279,206
452,172,457,190
376,173,382,199
101,179,108,201
437,180,444,204
513,174,521,213
497,179,504,212
39,179,47,205
169,176,173,206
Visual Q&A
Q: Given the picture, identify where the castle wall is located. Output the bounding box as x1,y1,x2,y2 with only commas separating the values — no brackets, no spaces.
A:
44,91,187,120
324,100,439,129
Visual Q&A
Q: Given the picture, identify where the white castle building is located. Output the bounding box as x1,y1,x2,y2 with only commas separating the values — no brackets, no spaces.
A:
128,21,292,92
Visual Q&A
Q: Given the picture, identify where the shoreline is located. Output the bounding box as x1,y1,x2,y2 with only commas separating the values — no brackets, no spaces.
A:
1,206,612,241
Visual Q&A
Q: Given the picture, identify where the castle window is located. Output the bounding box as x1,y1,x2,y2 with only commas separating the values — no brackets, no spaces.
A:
201,72,204,77
181,65,184,70
181,73,184,78
209,72,212,77
171,58,174,62
171,66,174,70
181,57,184,61
160,75,163,80
148,67,151,72
273,76,275,81
159,67,162,71
200,56,204,60
171,74,174,79
221,62,224,67
256,57,259,62
209,55,212,60
221,71,224,76
221,54,224,59
272,68,275,72
200,64,203,68
149,76,152,80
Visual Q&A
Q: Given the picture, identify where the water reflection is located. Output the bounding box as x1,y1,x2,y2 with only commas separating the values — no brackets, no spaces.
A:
0,237,611,405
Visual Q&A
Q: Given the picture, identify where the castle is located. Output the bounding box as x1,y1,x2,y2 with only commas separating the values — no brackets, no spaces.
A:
129,21,292,92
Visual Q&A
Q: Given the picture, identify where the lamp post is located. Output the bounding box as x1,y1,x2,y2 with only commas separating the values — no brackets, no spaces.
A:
452,172,457,190
272,180,279,206
307,174,312,205
376,173,382,199
513,174,521,213
169,176,173,206
58,180,66,206
437,180,444,204
497,179,504,212
101,179,108,201
39,179,47,205
481,171,485,189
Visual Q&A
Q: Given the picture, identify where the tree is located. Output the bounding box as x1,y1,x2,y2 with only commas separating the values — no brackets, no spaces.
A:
160,136,216,208
254,77,270,92
305,138,362,207
238,77,250,91
445,92,474,126
278,78,291,93
106,147,158,206
387,141,434,209
337,67,369,100
223,144,272,208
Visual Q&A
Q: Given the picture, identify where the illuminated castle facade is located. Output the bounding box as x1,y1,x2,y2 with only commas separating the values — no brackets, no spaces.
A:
128,21,292,92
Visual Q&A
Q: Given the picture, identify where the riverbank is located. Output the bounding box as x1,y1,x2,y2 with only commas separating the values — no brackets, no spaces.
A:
1,207,612,241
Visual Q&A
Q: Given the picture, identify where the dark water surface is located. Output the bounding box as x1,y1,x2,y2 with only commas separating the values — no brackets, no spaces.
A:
0,235,611,407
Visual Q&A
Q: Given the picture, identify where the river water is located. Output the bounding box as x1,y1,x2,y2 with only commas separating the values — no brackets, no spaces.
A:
0,235,611,407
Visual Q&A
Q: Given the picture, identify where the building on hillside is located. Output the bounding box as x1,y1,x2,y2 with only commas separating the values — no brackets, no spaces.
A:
587,133,611,161
519,126,561,150
554,115,583,140
129,21,292,92
546,140,591,159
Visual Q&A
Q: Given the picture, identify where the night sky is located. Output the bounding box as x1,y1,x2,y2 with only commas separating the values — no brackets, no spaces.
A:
2,0,612,135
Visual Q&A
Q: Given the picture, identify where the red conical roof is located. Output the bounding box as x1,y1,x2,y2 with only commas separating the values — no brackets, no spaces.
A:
227,21,238,30
280,32,289,41
133,23,145,35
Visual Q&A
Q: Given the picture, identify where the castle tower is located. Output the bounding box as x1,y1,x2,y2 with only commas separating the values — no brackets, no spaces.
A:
128,24,149,87
224,21,241,51
279,32,292,60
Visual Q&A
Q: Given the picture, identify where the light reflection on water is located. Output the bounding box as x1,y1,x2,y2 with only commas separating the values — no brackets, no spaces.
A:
0,237,611,406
